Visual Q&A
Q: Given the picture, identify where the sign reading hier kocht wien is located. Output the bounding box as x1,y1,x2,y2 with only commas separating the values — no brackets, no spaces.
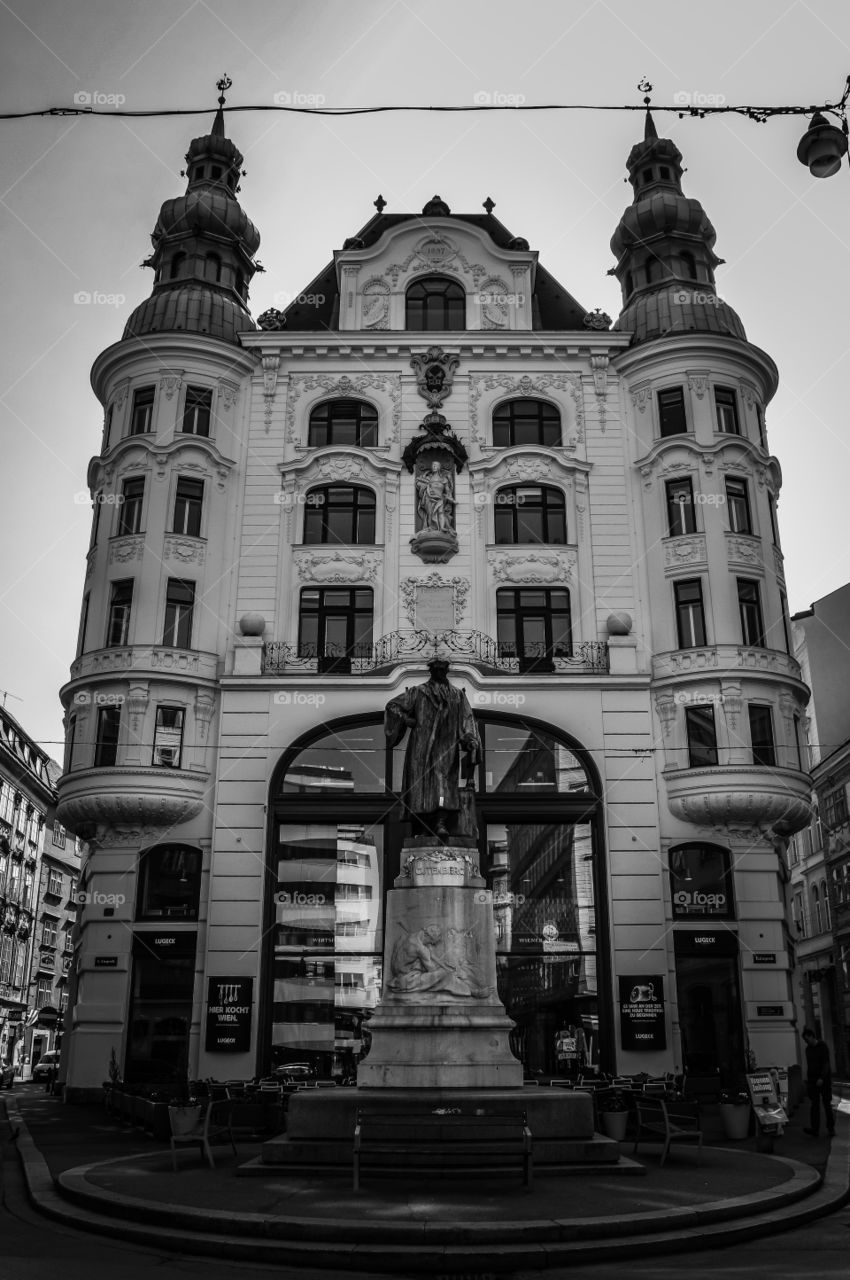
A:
205,977,253,1052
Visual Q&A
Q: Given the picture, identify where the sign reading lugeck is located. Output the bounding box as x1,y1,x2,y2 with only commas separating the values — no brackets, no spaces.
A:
205,977,253,1053
618,975,666,1050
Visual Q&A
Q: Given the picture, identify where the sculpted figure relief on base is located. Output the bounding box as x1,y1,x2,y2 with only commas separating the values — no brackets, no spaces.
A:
388,920,492,999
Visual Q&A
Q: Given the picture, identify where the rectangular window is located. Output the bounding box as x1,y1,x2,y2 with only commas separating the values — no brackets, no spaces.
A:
756,404,766,448
172,478,204,537
715,386,740,434
748,704,776,766
767,496,779,546
162,579,195,649
106,578,134,647
77,593,90,657
824,788,848,829
36,977,52,1008
47,867,63,895
658,387,688,437
666,477,697,536
737,578,766,647
297,588,374,673
725,477,752,535
181,386,212,437
66,716,77,773
94,705,121,767
42,919,58,948
51,822,65,850
129,386,155,436
90,496,102,548
686,706,719,767
103,403,114,450
674,579,707,648
779,591,793,654
496,588,573,673
117,476,145,536
152,706,185,768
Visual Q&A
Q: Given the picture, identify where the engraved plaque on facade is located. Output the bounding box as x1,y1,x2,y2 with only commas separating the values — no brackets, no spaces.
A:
414,586,455,632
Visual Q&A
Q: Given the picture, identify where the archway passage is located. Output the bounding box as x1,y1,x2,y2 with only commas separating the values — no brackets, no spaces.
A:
260,711,611,1082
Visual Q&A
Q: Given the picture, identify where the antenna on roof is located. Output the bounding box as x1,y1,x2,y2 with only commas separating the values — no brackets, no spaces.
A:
0,688,22,708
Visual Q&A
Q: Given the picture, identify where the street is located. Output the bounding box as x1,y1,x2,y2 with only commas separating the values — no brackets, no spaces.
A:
2,1084,848,1280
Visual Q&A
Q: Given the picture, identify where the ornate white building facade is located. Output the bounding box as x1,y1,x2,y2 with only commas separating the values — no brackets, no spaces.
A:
57,102,813,1097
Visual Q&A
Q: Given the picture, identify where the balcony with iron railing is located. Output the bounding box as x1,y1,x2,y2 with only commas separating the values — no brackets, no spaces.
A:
261,629,609,677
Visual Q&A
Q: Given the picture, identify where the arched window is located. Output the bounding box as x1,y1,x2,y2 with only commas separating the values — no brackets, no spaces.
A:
497,588,572,672
268,710,602,1080
405,276,465,331
204,252,222,283
492,398,561,448
308,399,378,448
681,251,698,281
169,252,186,281
494,485,566,544
303,485,376,545
135,844,202,920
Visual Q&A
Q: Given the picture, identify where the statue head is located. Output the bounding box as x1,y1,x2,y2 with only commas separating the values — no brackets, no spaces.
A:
430,461,441,473
427,656,450,683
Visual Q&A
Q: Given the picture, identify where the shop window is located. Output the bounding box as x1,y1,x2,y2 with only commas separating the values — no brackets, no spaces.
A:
405,276,465,331
302,485,376,545
136,845,202,920
666,477,696,536
308,399,378,448
669,844,734,919
492,398,561,448
658,387,688,437
494,485,567,544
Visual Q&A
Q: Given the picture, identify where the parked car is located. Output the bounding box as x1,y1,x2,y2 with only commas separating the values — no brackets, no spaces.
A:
31,1050,61,1082
272,1062,317,1083
0,1063,14,1089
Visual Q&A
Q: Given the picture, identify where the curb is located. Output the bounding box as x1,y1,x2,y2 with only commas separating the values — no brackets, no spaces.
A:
4,1094,849,1271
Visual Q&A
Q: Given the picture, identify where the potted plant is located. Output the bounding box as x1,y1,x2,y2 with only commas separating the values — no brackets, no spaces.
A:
599,1090,629,1141
719,1089,751,1140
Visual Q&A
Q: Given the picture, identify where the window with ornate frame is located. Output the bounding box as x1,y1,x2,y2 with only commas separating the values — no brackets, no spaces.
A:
494,485,567,544
308,399,378,448
405,276,466,331
302,485,377,545
492,399,561,448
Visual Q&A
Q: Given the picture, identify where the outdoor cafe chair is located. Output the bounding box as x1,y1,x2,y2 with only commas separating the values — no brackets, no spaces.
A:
170,1097,237,1171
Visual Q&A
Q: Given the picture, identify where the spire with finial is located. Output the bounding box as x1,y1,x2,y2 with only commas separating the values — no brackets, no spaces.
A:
374,194,387,214
607,79,745,346
123,76,262,345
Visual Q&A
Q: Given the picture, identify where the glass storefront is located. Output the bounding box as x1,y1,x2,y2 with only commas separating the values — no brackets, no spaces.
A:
263,712,607,1079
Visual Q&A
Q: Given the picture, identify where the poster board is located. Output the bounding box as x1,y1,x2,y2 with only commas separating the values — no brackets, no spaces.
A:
618,975,666,1050
746,1070,788,1130
205,976,253,1053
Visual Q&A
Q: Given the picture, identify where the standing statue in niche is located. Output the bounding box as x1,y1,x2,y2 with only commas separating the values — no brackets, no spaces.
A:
416,461,456,534
385,658,481,841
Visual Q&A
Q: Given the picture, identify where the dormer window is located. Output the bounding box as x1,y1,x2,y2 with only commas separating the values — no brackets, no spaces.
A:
204,252,222,283
406,277,465,331
681,251,697,281
169,253,185,280
642,167,653,183
210,166,222,180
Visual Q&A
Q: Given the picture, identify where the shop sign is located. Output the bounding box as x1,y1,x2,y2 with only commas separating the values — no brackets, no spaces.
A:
618,975,666,1050
673,930,739,957
94,956,118,968
756,1005,784,1017
752,953,777,964
134,932,197,957
205,977,253,1053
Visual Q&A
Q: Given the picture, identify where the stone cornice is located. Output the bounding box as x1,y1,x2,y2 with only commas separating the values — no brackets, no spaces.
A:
240,332,630,359
90,333,257,404
612,332,779,403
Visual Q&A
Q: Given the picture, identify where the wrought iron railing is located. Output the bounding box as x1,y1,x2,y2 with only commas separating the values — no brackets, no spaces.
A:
261,629,609,676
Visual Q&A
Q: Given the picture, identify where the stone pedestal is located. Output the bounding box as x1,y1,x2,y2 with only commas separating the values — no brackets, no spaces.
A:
357,845,523,1090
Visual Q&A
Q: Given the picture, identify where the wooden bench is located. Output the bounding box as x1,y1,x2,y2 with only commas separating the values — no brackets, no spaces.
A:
632,1095,703,1167
352,1108,533,1191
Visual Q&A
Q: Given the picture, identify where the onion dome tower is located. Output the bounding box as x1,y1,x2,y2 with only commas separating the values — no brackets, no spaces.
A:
123,77,261,344
609,112,745,344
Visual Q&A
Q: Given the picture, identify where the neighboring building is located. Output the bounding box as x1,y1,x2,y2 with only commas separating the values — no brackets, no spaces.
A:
792,587,850,1073
57,99,814,1100
0,705,82,1073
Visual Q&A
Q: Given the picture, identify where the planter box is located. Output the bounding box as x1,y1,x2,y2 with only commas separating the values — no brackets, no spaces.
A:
168,1104,202,1137
600,1110,629,1141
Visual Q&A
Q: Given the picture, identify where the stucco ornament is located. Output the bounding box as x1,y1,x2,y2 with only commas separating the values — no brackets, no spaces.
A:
411,346,460,409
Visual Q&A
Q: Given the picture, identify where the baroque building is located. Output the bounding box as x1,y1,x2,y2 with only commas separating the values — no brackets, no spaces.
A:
57,100,813,1098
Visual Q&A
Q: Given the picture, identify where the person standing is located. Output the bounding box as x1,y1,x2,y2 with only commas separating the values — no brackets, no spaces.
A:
802,1026,835,1137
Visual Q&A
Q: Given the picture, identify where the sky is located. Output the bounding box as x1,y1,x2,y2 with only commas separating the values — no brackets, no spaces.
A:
1,0,849,756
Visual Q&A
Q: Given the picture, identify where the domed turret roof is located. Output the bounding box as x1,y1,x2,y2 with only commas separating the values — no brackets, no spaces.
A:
154,189,260,256
123,284,255,343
